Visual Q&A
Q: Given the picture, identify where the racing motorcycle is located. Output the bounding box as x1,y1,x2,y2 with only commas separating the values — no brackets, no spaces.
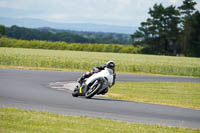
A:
72,67,114,98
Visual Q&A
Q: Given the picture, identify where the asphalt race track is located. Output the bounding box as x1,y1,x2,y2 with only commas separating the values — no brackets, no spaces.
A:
0,68,200,128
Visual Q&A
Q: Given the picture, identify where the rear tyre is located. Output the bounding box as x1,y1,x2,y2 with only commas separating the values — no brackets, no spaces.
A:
72,86,79,97
72,90,79,97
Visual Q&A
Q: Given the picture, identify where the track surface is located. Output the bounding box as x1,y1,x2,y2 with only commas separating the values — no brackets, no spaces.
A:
0,68,200,128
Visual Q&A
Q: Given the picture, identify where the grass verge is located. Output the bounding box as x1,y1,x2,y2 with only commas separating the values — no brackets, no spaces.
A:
0,47,200,77
0,108,199,133
108,82,200,109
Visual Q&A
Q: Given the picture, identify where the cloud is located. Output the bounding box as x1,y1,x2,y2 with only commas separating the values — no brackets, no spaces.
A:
0,0,199,26
169,0,179,3
0,1,7,7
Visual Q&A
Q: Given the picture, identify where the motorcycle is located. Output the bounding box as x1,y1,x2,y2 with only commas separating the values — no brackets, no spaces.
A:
72,67,114,98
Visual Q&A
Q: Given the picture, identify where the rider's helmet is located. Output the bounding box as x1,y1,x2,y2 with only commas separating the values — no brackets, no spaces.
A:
106,60,115,69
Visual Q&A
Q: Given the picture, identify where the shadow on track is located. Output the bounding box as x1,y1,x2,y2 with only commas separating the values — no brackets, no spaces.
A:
90,97,133,103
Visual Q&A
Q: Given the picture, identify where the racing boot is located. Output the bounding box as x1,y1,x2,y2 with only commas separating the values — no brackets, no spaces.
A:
77,77,85,84
77,73,88,84
77,72,93,84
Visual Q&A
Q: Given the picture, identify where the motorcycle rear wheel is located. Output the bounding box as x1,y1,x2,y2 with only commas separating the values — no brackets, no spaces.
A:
72,86,80,97
72,90,79,97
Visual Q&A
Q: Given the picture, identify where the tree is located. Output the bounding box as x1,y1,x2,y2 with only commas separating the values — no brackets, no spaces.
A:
178,0,197,55
0,24,5,37
179,0,197,17
132,4,180,55
131,30,144,46
186,11,200,57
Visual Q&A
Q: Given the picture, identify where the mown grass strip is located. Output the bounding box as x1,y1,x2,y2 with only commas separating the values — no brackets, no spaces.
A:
108,82,200,109
0,108,199,133
0,48,200,77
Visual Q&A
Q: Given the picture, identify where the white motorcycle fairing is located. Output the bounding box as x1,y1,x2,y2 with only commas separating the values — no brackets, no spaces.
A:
85,67,114,88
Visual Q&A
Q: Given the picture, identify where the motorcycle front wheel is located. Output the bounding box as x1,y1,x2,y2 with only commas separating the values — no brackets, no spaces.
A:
85,80,102,99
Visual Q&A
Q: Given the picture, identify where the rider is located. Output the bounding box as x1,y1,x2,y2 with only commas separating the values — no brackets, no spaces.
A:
77,60,116,95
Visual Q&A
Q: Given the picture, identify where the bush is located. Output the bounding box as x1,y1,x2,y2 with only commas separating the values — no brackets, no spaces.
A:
0,37,143,54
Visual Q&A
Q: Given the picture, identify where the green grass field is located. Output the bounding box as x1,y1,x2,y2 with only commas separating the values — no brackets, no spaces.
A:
108,82,200,109
0,108,199,133
0,48,200,132
0,47,200,77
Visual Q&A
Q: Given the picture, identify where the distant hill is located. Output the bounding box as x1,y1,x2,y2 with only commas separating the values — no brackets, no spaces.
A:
0,17,137,34
38,27,133,44
4,25,133,44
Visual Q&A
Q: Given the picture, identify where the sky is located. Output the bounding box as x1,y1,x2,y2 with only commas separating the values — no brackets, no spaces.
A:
0,0,200,27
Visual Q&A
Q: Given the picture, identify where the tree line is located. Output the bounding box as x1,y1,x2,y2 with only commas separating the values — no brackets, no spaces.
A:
131,0,200,57
0,25,132,45
0,37,143,54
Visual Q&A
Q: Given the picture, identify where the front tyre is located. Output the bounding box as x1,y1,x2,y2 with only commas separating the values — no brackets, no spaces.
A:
85,80,102,99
